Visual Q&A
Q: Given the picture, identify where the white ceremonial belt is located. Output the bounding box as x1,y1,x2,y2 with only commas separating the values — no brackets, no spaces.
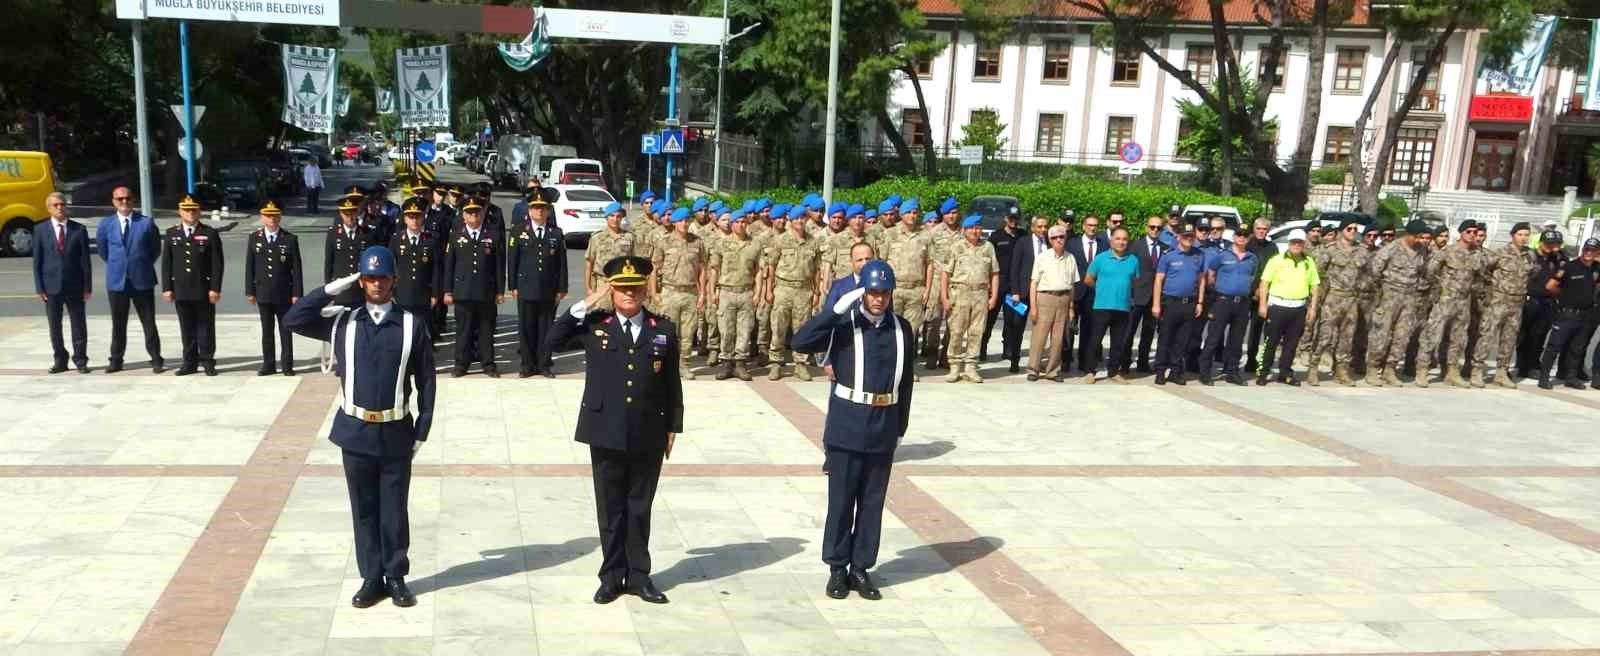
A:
833,385,897,407
348,405,408,423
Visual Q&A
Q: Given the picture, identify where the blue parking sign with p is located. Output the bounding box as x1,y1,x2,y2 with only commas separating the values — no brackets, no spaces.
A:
641,134,661,155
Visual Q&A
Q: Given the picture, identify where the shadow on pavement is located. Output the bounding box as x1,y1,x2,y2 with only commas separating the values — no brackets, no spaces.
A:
653,537,809,591
894,440,955,463
409,536,600,596
875,537,1003,589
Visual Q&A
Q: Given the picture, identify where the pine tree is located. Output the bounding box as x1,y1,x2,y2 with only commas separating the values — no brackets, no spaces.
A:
414,71,432,93
298,72,317,95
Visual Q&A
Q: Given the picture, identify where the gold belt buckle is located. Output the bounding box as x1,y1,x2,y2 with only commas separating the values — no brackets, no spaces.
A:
364,410,384,422
870,393,892,407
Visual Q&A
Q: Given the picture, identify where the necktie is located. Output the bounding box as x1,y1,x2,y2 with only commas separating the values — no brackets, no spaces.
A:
185,227,192,239
121,218,129,237
55,224,64,254
411,236,418,247
623,322,635,344
268,234,275,245
536,227,543,240
1086,238,1095,262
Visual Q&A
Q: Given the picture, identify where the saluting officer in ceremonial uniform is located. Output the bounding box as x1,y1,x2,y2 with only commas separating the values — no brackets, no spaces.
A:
792,260,915,601
162,194,224,376
548,256,683,606
509,191,568,377
389,198,441,339
443,196,505,377
245,200,304,376
327,196,377,306
286,246,436,610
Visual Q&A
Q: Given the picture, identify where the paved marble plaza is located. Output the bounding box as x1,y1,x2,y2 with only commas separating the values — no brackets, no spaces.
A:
3,313,1600,655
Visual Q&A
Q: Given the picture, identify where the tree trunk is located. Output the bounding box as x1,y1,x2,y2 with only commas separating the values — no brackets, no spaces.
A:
1360,17,1459,213
902,64,940,178
1287,0,1331,219
875,108,916,175
1207,0,1235,196
1350,44,1404,214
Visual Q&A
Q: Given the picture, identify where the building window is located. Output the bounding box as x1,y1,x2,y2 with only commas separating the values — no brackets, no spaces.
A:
1042,40,1072,82
1409,47,1443,111
913,57,932,78
1333,47,1365,94
1322,126,1354,165
1112,46,1141,85
974,43,1001,80
1257,47,1286,92
1104,116,1134,156
1389,127,1437,185
1185,45,1215,86
1035,113,1065,156
901,108,929,147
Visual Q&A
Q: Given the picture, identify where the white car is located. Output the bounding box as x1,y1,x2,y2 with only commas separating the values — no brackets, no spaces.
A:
442,144,469,165
1180,204,1244,239
550,184,620,244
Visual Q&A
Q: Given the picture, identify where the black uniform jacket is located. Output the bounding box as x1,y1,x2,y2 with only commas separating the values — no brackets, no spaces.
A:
389,231,442,308
285,286,436,457
325,224,376,305
245,229,304,304
791,303,916,454
162,223,225,301
443,225,505,301
547,307,684,455
508,221,568,300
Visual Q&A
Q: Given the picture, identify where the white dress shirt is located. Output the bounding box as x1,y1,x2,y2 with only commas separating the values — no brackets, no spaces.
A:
366,301,393,325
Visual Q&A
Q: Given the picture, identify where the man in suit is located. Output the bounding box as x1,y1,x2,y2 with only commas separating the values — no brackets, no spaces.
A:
1065,214,1110,372
96,186,163,373
547,256,683,606
1008,216,1050,372
34,192,92,373
245,201,304,376
1124,215,1167,373
285,246,435,610
442,197,505,377
162,194,225,376
509,193,568,377
983,208,1025,372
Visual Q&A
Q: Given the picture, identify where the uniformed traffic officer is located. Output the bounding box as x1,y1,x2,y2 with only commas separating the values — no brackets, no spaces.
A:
509,190,568,377
792,260,915,601
388,198,441,340
547,256,682,606
443,196,506,377
1537,238,1600,390
1152,223,1207,385
244,200,304,376
161,194,225,376
327,196,377,306
285,245,436,610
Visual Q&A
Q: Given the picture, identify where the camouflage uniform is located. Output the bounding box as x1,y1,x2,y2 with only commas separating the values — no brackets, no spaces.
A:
1474,242,1536,384
1417,242,1487,383
710,233,764,375
585,228,635,311
692,224,725,360
654,230,707,377
883,226,935,352
942,237,999,382
924,226,962,366
1365,240,1426,378
764,229,823,377
1298,240,1329,364
751,229,777,362
1308,240,1370,381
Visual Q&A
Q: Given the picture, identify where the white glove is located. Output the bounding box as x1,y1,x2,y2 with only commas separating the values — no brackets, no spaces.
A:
324,272,362,296
832,287,865,314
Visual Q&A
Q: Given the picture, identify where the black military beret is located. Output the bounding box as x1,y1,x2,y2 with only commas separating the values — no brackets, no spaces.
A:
1510,221,1531,235
1404,220,1428,236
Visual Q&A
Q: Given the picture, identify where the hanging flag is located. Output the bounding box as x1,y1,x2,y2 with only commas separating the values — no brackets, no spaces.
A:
396,45,451,129
1586,19,1600,111
376,87,395,115
280,44,339,134
498,9,552,72
1477,14,1558,96
335,87,352,117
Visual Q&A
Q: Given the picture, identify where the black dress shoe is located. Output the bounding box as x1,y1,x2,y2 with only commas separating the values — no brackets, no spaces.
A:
76,364,90,374
204,365,218,377
847,570,882,601
48,364,67,374
1154,370,1167,385
152,360,165,374
451,368,466,378
352,578,388,608
257,367,277,377
1255,374,1268,386
1566,378,1586,390
1009,362,1020,373
1539,375,1554,390
1199,373,1214,386
283,368,296,377
629,578,669,604
1226,372,1246,386
1170,372,1186,386
1279,373,1301,387
174,365,197,376
518,370,535,379
484,369,500,379
387,577,416,607
542,371,556,379
593,582,623,605
825,569,850,600
105,362,123,374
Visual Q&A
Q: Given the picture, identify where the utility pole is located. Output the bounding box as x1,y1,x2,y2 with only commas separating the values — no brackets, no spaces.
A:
179,21,197,193
712,0,728,193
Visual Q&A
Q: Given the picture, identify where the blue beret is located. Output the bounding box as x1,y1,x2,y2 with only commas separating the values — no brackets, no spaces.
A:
730,209,748,222
885,193,902,206
603,201,625,216
787,205,807,220
900,198,919,213
691,198,708,211
829,202,847,216
877,198,896,214
847,203,865,217
771,203,790,217
756,198,772,211
808,198,825,211
670,207,691,223
961,214,983,228
864,208,878,219
802,192,821,205
358,246,396,277
709,200,725,213
939,197,960,215
924,212,940,224
638,190,656,202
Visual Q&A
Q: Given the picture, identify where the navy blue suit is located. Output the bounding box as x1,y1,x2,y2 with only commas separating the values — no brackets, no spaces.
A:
792,302,916,572
1065,234,1109,369
97,213,164,367
286,286,436,580
34,219,92,369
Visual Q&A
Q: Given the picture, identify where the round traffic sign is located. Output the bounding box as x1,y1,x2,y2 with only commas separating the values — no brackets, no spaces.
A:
178,138,204,162
414,141,436,164
1120,142,1144,165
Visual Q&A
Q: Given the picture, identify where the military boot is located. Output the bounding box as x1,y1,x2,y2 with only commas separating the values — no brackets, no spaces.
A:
1365,367,1384,387
1539,371,1554,390
1471,374,1487,388
795,364,813,382
714,361,735,380
1306,366,1320,387
1494,370,1517,389
960,364,984,384
1383,367,1403,387
706,351,721,367
1334,364,1355,387
682,366,696,382
944,368,961,383
735,360,753,381
1445,365,1470,388
768,364,784,381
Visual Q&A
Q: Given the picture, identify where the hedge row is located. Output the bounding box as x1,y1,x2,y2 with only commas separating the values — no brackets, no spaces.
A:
704,178,1270,237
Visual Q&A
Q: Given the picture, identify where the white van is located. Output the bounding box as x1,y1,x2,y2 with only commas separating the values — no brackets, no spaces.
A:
494,135,542,189
434,132,456,146
546,158,605,187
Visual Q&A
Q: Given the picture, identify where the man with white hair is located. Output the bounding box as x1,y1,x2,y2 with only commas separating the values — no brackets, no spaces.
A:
1025,223,1077,381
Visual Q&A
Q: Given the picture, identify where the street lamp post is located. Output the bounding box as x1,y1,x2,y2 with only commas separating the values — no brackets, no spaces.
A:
821,0,841,208
712,15,759,194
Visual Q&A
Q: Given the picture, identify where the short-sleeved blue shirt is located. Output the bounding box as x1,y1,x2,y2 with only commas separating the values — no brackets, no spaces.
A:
1207,248,1258,296
1086,250,1140,312
1155,247,1205,297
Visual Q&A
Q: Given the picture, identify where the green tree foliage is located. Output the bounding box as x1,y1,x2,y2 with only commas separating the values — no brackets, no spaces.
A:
1173,75,1279,194
956,108,1008,159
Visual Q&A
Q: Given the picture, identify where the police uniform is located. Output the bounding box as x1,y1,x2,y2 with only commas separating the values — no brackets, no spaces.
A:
161,195,225,376
284,246,436,609
1537,239,1600,389
791,260,915,601
443,198,506,376
1153,225,1207,384
546,257,683,606
1517,231,1568,379
389,199,441,339
983,214,1024,367
244,201,304,375
509,195,568,377
327,198,378,306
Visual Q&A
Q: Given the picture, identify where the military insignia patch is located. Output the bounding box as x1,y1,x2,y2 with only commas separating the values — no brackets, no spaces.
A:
652,360,662,373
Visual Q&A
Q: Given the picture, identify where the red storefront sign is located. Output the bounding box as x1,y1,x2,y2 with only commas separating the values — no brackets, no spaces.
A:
1468,95,1533,123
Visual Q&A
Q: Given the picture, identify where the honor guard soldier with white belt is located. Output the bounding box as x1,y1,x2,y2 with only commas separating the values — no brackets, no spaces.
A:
792,260,915,601
509,191,568,377
285,245,436,611
245,200,304,376
389,198,441,341
547,256,683,606
327,196,377,306
443,196,505,377
162,194,225,376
